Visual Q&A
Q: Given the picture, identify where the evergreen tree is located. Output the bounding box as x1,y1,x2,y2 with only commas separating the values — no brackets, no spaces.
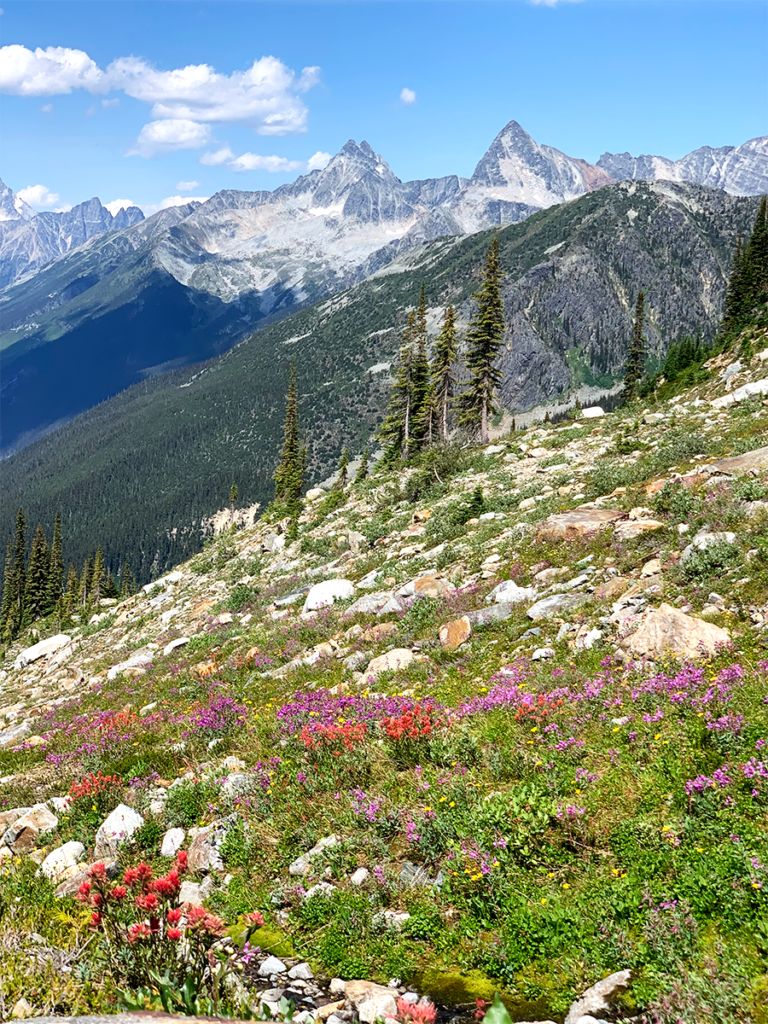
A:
121,560,135,599
623,291,647,402
378,313,417,460
78,554,93,609
64,563,79,612
103,571,119,600
744,195,768,310
24,523,50,622
334,448,350,490
458,237,505,443
1,508,27,639
432,304,458,441
409,283,432,450
1,540,14,643
273,362,305,521
721,234,748,335
91,547,105,604
356,444,370,483
46,510,64,614
230,483,238,512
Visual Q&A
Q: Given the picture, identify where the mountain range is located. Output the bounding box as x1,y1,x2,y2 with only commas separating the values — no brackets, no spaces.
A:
2,178,761,585
1,120,766,456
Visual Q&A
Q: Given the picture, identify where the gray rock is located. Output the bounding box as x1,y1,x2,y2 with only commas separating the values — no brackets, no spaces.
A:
681,528,738,562
466,603,517,627
289,963,314,981
94,804,144,859
160,827,185,858
377,595,411,616
527,593,587,620
344,591,393,617
14,634,72,670
350,867,370,886
274,586,312,608
289,834,340,877
0,721,31,748
221,772,257,800
259,955,288,977
40,841,86,882
564,969,632,1024
486,580,537,605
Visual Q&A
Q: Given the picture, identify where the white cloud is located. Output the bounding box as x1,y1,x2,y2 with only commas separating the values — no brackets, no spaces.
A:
307,150,331,171
104,198,135,215
200,146,321,173
142,194,210,216
176,179,200,192
0,44,104,96
400,87,416,106
85,104,97,116
17,183,60,209
102,97,120,108
40,102,53,113
128,118,212,157
0,44,322,158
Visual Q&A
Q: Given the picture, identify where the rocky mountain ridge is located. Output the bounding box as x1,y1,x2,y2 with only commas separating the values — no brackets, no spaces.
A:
2,313,768,1021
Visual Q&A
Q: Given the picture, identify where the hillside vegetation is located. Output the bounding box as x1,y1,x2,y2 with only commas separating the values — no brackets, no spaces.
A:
1,182,761,588
2,311,768,1022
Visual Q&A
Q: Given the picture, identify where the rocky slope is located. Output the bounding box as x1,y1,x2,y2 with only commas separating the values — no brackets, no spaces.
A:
2,314,768,1021
598,135,768,196
0,181,144,290
1,181,761,583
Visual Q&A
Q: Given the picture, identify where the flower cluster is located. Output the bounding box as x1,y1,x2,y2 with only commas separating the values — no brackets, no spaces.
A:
397,996,437,1024
382,705,435,741
300,721,367,753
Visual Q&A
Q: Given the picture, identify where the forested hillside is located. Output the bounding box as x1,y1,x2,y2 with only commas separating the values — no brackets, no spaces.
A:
1,181,760,586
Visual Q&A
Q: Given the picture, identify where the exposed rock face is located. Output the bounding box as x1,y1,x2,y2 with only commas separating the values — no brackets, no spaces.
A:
365,648,414,678
624,603,731,659
14,634,71,670
564,969,633,1024
597,135,768,196
537,508,624,541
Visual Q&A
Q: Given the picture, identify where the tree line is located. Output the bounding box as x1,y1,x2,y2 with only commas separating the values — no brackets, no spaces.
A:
1,508,135,642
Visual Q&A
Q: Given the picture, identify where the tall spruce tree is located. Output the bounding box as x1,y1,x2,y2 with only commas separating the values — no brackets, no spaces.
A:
356,444,370,483
273,362,305,523
120,560,135,599
432,304,458,441
64,563,79,612
2,508,27,639
458,237,505,444
24,523,50,622
721,234,748,335
334,448,350,490
409,284,432,451
78,554,93,609
46,511,64,614
1,540,14,642
744,195,768,310
623,291,647,402
378,313,417,460
91,547,105,605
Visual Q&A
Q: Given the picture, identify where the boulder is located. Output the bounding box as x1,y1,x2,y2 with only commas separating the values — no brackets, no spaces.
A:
624,603,731,660
613,519,665,542
259,955,288,978
94,804,145,859
397,574,455,599
711,379,768,408
581,407,605,419
345,981,398,1024
3,804,58,854
306,487,326,501
303,579,355,613
163,636,190,657
564,969,632,1024
40,841,86,882
681,528,738,562
377,595,411,616
466,604,517,627
365,648,414,678
362,622,398,642
13,634,71,671
486,580,537,605
187,817,237,873
0,722,31,748
0,807,31,831
54,859,118,898
107,651,153,681
348,530,368,553
594,576,631,600
289,834,340,877
289,962,314,981
221,772,258,800
160,827,186,858
274,586,312,608
703,444,768,476
438,617,473,650
527,593,588,620
537,508,624,542
350,867,370,886
344,591,393,617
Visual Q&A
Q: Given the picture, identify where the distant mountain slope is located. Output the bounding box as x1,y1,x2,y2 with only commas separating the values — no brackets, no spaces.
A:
1,180,759,585
0,180,144,289
598,136,768,195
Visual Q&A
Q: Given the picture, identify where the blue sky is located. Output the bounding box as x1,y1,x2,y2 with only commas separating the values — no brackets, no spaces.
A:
2,0,766,215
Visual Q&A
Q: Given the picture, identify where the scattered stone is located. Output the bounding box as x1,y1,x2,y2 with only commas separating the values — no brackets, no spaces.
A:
348,531,368,553
641,558,662,577
94,804,145,859
3,804,59,854
438,617,472,650
412,574,455,598
107,651,153,680
345,981,398,1024
11,998,34,1019
594,577,631,600
537,508,624,542
365,648,414,678
614,519,665,541
40,841,86,882
160,827,186,858
289,834,340,877
581,407,605,419
362,622,398,642
303,579,356,613
289,963,314,981
259,955,288,978
345,591,392,617
466,603,517,627
564,969,633,1024
527,593,587,620
350,867,370,886
681,528,738,562
532,647,556,661
13,634,71,671
163,636,190,656
486,580,537,605
0,721,32,748
624,603,731,660
518,497,536,512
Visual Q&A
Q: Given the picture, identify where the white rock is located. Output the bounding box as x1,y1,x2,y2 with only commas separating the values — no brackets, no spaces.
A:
303,579,355,613
289,834,340,876
304,881,336,900
518,497,536,511
178,880,204,906
289,962,314,981
259,955,287,977
40,841,86,882
163,637,190,657
94,804,145,859
142,570,183,593
306,488,326,501
365,648,414,679
532,647,556,661
681,528,737,562
581,407,605,419
564,970,632,1024
14,634,71,671
486,580,537,606
160,827,186,858
350,867,370,886
107,651,153,680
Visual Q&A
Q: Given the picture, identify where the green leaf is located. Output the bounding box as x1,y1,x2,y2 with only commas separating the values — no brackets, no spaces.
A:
482,994,513,1024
